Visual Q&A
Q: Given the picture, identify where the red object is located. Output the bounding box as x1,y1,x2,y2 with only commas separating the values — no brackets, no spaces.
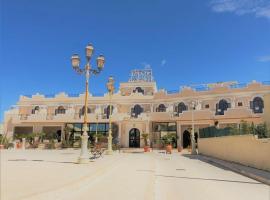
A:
0,145,4,149
16,143,22,149
166,145,172,154
144,146,150,152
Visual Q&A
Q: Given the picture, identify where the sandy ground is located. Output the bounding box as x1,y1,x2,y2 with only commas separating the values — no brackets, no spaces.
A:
1,149,269,200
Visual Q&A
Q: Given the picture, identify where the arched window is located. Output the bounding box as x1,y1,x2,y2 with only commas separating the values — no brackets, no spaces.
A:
55,106,66,115
80,106,91,116
156,104,166,112
176,102,187,114
216,99,230,115
251,97,264,113
104,105,114,119
32,106,40,114
133,87,144,94
131,104,143,118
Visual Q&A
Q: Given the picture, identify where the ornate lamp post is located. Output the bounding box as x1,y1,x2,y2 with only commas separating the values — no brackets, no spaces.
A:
71,43,105,164
95,113,99,144
191,101,197,155
106,76,115,155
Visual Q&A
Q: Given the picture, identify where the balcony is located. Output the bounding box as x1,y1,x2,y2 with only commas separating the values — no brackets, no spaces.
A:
27,112,47,121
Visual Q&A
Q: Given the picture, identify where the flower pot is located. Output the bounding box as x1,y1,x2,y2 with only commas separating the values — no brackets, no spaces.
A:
166,144,172,154
16,142,22,149
144,146,150,152
0,144,5,149
177,147,182,152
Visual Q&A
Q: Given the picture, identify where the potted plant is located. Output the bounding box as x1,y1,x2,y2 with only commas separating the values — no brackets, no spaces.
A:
0,134,7,149
141,133,150,152
177,146,182,152
161,133,176,154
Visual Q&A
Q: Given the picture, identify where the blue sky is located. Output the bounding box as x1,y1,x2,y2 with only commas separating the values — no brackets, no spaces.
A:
1,0,270,121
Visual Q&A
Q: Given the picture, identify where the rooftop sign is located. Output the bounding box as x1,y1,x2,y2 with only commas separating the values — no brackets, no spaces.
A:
129,67,154,82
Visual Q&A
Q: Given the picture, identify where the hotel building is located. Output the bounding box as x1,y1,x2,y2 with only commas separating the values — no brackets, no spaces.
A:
3,69,269,148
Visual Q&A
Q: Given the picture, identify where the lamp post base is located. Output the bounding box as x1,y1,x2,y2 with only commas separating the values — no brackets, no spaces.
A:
105,149,113,155
191,149,197,155
191,134,197,155
77,133,89,164
191,142,197,155
106,134,113,155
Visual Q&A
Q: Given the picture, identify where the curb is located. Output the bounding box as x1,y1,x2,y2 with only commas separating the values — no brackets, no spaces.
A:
200,155,270,186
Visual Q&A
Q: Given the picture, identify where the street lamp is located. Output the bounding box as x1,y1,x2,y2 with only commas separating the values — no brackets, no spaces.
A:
106,76,115,155
71,43,105,164
95,114,99,144
191,101,197,155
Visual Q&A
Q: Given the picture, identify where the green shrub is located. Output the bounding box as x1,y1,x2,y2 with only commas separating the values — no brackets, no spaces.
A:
255,123,268,138
161,133,176,145
199,122,269,138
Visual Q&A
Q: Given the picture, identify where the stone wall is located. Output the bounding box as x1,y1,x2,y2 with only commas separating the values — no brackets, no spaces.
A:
198,135,270,171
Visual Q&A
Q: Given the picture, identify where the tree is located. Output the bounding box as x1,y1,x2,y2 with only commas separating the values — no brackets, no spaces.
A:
141,133,149,146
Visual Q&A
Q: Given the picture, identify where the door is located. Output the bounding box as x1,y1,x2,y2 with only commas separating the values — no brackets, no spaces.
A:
129,128,140,148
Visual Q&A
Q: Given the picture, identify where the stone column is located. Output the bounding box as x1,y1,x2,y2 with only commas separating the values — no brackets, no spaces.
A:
176,121,182,148
61,125,65,142
118,122,122,146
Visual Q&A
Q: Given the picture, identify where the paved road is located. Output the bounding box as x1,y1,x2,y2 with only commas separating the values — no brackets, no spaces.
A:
1,150,269,200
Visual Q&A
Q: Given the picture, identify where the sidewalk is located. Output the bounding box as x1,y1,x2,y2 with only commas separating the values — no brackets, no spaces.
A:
197,154,270,186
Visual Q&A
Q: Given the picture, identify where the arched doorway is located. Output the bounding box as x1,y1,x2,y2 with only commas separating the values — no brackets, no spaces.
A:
183,130,191,148
194,132,198,143
129,128,140,148
56,130,62,142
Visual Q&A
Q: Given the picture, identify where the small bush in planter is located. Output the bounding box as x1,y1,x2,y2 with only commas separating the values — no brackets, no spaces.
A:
0,134,9,149
161,133,176,154
141,133,150,152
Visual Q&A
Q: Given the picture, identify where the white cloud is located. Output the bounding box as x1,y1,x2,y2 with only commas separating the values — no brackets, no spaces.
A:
257,55,270,62
210,0,270,19
161,59,167,67
141,62,151,68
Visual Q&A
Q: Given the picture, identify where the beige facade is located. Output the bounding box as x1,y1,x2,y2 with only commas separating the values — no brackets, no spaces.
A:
198,135,270,171
3,75,270,148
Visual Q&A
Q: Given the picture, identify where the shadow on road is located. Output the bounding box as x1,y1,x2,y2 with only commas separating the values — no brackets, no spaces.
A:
182,154,231,171
8,159,76,164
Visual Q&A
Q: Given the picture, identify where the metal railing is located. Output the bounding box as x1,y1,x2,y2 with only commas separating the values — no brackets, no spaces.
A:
199,124,270,139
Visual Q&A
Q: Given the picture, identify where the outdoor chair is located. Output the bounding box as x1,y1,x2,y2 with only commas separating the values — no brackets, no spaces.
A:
89,144,105,160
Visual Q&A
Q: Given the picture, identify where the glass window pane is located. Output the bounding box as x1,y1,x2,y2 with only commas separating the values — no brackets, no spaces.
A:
159,123,167,131
73,123,82,132
105,123,109,132
168,123,176,131
90,124,97,132
98,124,106,132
